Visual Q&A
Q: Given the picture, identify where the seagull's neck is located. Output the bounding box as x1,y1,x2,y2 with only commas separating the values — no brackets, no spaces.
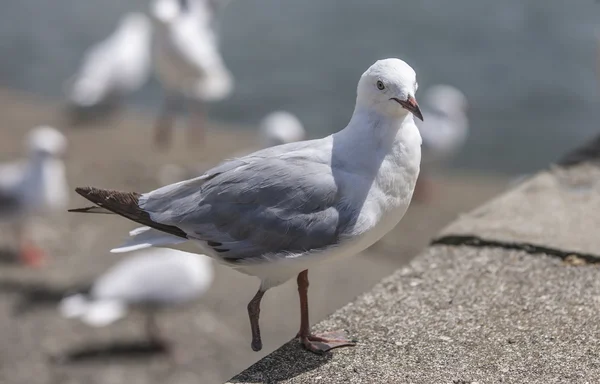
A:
338,106,417,152
331,106,421,182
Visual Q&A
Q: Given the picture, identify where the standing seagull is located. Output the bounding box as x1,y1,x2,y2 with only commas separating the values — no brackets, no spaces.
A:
65,13,152,123
151,0,233,149
415,85,468,201
59,248,213,343
69,58,423,354
0,126,68,266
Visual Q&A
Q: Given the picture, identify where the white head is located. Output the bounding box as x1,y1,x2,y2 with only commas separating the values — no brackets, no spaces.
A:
259,111,306,147
151,0,187,24
422,85,468,118
356,58,423,121
119,12,152,35
27,126,67,157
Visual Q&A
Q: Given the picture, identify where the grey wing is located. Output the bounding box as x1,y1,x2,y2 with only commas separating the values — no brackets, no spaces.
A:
141,151,357,261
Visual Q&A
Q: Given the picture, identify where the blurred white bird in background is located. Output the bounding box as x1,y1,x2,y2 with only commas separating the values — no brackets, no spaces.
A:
65,12,153,125
151,0,234,149
415,85,469,202
258,111,306,148
59,248,214,344
0,126,68,267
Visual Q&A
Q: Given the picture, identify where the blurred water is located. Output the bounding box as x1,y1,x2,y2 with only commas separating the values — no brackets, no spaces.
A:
0,0,599,174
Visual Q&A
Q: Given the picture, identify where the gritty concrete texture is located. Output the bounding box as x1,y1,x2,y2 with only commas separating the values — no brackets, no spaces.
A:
230,246,600,384
437,163,600,258
0,90,508,384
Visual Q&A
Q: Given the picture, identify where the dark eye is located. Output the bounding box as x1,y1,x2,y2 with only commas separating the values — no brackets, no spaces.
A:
376,80,385,90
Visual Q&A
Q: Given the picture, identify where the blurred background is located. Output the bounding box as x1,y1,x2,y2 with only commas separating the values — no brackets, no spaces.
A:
2,0,598,172
0,1,598,383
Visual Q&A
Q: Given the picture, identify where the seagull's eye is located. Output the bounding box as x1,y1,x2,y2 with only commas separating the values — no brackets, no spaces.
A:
376,80,385,90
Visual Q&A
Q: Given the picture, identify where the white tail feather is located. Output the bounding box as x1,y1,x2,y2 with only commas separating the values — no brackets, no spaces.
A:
111,226,187,253
59,294,127,327
59,294,89,319
81,300,127,327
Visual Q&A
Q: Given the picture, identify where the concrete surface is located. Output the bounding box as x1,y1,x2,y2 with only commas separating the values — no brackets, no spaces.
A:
436,163,600,258
0,90,508,384
230,246,600,384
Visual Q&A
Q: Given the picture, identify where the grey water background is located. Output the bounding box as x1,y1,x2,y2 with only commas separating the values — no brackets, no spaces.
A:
1,0,599,174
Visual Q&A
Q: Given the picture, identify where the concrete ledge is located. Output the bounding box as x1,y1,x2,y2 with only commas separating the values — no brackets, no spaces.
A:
435,163,600,258
229,136,600,383
230,246,600,383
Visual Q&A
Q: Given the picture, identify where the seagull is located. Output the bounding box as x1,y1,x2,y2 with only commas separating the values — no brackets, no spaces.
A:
59,248,213,343
414,85,468,201
151,0,233,149
65,12,152,123
258,111,306,148
0,126,68,267
69,58,423,354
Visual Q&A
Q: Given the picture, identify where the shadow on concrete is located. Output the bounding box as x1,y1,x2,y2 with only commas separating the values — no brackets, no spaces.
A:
229,341,333,383
0,247,21,265
0,279,90,315
62,102,123,129
49,340,169,364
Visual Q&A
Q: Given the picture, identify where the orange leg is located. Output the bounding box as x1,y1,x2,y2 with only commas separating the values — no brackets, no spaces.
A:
296,270,356,354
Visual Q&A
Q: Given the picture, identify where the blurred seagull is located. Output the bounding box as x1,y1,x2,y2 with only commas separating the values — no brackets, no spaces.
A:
0,126,68,267
69,58,423,354
151,0,233,149
59,248,213,343
415,85,468,201
258,111,306,148
65,13,152,124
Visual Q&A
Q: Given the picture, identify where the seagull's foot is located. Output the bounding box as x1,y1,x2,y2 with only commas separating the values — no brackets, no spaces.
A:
251,337,262,352
19,244,46,268
297,330,356,354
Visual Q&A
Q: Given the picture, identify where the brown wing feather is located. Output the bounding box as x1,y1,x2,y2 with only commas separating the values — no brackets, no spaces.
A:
72,187,188,239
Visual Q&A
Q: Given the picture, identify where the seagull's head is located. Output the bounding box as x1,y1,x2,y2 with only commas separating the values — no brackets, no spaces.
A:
356,58,423,121
27,126,67,158
151,0,187,24
423,85,468,118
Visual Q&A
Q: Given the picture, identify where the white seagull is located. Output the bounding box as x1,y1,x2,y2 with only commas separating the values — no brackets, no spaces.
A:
69,58,423,354
59,248,214,343
151,0,233,149
0,126,68,267
258,111,307,148
65,12,152,121
415,85,468,201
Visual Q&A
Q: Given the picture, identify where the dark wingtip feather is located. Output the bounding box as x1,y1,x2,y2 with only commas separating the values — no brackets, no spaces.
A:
68,206,113,214
71,185,187,239
75,186,92,194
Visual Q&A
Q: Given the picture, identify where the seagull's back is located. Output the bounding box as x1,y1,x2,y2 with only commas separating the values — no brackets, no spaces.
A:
153,0,232,99
69,13,152,106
